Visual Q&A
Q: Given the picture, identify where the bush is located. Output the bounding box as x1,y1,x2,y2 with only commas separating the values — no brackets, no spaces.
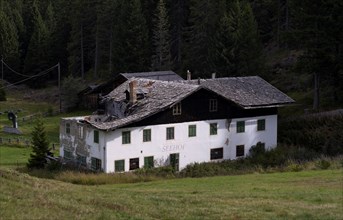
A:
279,114,343,156
315,159,331,170
134,166,176,178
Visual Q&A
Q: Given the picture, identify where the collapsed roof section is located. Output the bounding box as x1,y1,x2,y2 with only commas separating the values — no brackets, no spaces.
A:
75,76,294,131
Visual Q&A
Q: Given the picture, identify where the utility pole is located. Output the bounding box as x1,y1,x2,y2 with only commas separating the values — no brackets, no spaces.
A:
58,62,62,113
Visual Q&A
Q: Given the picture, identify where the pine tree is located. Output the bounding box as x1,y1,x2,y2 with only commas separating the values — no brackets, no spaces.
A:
23,0,53,87
151,0,172,71
27,119,50,169
113,0,149,73
289,0,343,108
0,0,20,63
184,0,226,77
211,0,264,76
237,1,264,75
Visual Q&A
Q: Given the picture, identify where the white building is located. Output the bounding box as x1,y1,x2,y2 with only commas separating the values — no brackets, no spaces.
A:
60,77,294,172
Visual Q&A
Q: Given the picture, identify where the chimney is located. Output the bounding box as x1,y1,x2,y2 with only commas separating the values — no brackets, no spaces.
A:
197,77,201,85
187,70,191,80
212,72,216,79
129,80,137,105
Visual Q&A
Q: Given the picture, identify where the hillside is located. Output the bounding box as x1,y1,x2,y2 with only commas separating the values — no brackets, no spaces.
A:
0,168,342,219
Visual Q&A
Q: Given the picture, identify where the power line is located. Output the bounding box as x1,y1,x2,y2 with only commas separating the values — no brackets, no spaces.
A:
0,64,58,90
1,59,43,77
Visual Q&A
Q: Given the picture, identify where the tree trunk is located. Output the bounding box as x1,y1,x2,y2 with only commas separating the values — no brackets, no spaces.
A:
313,72,320,110
94,25,98,79
80,23,84,79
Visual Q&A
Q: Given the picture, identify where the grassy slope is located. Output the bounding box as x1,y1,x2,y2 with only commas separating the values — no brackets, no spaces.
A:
0,168,342,219
0,88,90,145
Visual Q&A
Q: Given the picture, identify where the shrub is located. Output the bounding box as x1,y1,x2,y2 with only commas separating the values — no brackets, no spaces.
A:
278,114,343,156
315,159,331,170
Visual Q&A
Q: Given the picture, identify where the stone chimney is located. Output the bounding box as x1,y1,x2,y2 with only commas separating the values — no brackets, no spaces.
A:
187,70,191,80
129,80,137,105
212,72,216,79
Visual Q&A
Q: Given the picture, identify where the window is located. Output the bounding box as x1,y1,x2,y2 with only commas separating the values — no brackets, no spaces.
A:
210,123,217,135
237,121,245,133
257,142,265,148
170,153,179,171
94,130,99,143
115,160,125,172
173,102,181,115
143,129,151,142
91,157,101,171
188,125,196,137
166,127,174,140
122,131,131,144
210,148,223,160
209,99,218,112
236,145,245,157
78,126,84,138
77,154,86,166
144,156,154,169
129,158,139,170
64,150,73,160
257,119,265,131
66,123,70,134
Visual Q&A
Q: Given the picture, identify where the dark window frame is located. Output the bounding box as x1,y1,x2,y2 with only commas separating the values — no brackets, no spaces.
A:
209,99,218,112
210,148,223,160
210,123,218,135
236,145,245,157
66,123,70,134
257,119,266,131
129,158,140,170
237,121,245,133
122,131,131,144
77,154,87,166
94,130,99,143
188,125,196,137
115,159,125,172
144,156,154,169
143,129,151,142
166,127,175,140
172,102,182,115
91,157,101,171
64,150,73,160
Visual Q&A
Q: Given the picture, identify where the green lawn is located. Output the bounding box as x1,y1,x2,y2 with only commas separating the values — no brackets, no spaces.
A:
0,168,342,219
0,145,31,167
0,88,90,145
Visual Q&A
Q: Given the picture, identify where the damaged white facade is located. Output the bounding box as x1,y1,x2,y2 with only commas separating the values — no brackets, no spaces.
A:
60,115,277,173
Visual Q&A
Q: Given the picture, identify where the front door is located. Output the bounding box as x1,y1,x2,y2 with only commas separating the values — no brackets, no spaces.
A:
170,153,179,171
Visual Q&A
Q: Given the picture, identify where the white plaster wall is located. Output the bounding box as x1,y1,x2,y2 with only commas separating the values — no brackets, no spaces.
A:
102,114,277,173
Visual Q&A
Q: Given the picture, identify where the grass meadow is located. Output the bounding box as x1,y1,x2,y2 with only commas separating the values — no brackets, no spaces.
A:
1,168,342,220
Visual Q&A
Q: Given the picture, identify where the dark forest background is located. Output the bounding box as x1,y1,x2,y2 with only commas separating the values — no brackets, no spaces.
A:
1,0,342,108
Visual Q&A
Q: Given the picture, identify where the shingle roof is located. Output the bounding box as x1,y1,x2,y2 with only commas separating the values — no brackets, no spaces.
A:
85,76,294,130
121,71,183,81
90,78,199,130
182,76,294,108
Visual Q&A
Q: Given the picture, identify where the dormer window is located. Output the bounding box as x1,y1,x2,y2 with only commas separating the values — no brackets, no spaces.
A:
173,102,182,115
209,99,218,112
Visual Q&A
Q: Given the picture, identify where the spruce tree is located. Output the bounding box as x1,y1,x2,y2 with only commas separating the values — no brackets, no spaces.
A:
113,0,149,72
237,1,264,75
27,119,50,169
151,0,172,71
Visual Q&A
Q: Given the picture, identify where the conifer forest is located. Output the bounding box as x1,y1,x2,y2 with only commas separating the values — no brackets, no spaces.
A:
0,0,342,105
